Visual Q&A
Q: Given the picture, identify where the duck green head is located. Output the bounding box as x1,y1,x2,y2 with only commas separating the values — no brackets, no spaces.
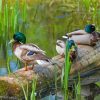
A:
9,32,26,44
85,24,95,33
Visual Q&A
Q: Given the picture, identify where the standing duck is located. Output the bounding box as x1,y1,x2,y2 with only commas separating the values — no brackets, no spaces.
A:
9,32,50,71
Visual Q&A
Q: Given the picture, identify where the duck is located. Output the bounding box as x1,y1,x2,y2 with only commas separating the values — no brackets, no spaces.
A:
62,24,99,46
56,39,77,62
56,40,65,56
9,32,51,71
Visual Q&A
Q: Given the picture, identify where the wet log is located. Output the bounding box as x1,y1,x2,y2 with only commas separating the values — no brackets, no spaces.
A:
0,41,100,99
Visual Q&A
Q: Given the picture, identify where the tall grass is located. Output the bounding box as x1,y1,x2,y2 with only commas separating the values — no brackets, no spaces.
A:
0,0,2,48
63,41,71,100
3,2,11,74
30,79,36,100
14,0,19,33
0,0,2,22
23,0,27,22
82,0,91,12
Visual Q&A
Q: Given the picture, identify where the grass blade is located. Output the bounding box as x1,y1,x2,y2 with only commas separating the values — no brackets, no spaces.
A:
64,40,71,100
31,79,36,100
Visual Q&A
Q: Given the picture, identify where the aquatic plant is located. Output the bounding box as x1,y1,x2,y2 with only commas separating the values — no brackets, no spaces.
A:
30,79,36,100
63,41,71,100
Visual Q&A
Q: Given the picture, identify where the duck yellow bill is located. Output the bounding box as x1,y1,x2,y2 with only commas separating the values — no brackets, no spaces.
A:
8,39,15,44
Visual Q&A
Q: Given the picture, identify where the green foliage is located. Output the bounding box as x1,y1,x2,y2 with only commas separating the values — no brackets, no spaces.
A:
0,0,2,13
30,79,36,100
82,0,91,11
95,82,100,87
22,0,27,22
63,41,71,100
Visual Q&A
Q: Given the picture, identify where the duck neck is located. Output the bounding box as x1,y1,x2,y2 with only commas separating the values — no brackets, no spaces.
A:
12,42,21,51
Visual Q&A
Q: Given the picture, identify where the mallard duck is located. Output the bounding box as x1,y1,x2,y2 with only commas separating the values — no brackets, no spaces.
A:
62,24,99,45
56,40,65,56
9,32,50,71
56,39,77,61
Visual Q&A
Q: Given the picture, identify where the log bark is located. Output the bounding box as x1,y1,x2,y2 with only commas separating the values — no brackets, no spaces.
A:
0,41,100,99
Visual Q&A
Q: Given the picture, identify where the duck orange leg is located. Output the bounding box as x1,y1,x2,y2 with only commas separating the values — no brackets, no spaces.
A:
25,63,28,71
24,63,33,71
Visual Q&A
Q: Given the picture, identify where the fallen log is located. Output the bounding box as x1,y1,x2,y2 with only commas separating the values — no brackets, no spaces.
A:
0,41,100,99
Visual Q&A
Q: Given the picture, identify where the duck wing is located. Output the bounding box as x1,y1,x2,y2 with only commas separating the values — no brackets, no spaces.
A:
20,43,45,54
19,44,49,63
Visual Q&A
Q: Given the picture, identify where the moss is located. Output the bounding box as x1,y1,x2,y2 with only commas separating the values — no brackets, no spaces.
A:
0,80,21,97
0,81,9,95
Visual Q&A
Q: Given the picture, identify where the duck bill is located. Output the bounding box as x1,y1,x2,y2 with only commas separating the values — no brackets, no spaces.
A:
8,39,15,44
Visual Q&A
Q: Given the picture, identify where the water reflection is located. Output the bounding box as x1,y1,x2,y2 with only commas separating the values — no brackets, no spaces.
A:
0,68,8,76
10,61,18,72
0,61,18,76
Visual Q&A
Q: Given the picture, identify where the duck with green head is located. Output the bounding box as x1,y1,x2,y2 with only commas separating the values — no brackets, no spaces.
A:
9,32,50,71
62,24,99,45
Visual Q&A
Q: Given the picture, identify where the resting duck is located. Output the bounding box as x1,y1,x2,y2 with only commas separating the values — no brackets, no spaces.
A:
9,32,50,71
56,40,65,56
62,24,99,46
56,39,77,62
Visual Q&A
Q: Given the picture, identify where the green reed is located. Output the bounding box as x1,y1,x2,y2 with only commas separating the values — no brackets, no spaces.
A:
30,79,36,100
14,0,19,33
82,0,91,12
0,0,2,38
3,2,11,74
6,52,11,74
23,0,27,22
20,81,29,100
63,41,71,100
0,0,2,21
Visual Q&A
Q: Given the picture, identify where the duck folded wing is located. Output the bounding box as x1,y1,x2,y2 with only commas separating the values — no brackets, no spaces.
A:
19,45,49,62
19,43,45,54
68,30,87,35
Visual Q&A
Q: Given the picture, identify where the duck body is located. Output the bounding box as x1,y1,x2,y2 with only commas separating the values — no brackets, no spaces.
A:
13,42,50,66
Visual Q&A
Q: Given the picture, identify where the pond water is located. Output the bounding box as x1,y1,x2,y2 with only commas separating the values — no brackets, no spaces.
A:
0,0,100,99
